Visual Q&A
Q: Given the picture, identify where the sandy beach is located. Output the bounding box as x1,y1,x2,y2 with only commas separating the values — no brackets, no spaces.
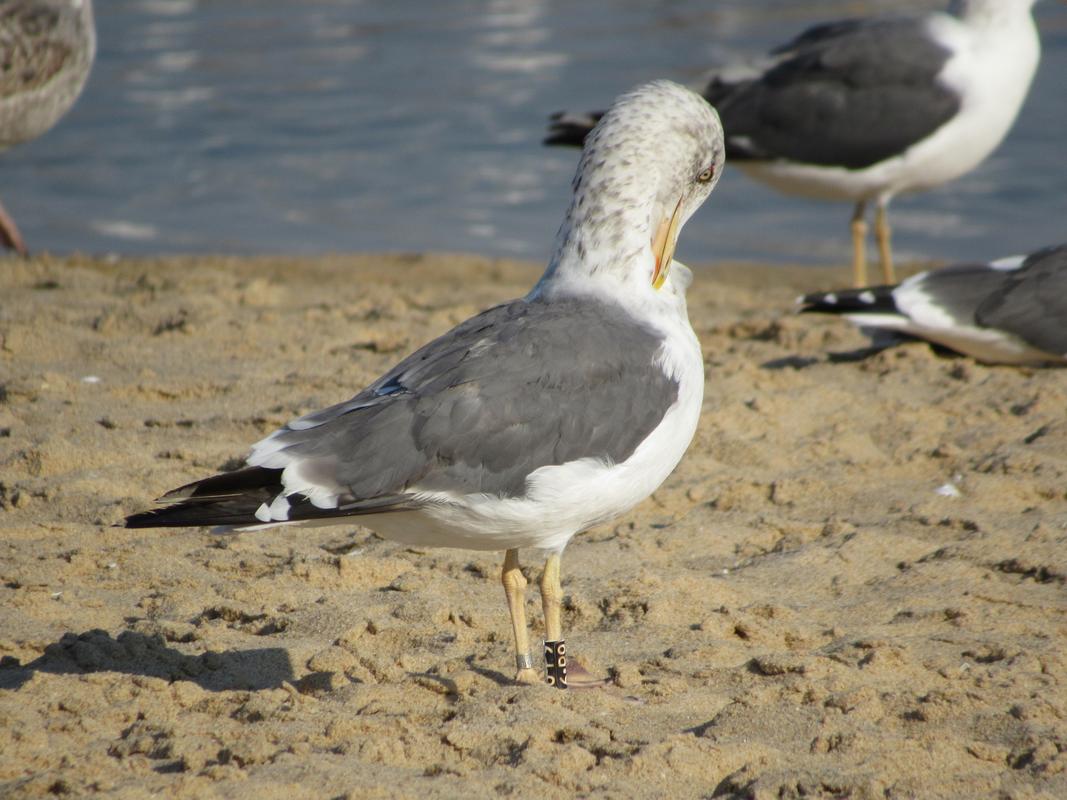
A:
1,252,1064,799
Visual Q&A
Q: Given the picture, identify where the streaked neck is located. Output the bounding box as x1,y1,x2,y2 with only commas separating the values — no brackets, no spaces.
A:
535,188,657,300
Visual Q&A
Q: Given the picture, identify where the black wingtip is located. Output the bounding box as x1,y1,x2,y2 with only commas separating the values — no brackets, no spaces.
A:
797,286,898,315
797,291,846,314
156,466,279,502
544,135,581,147
122,503,263,529
543,127,591,148
120,465,284,529
123,509,170,529
543,110,604,148
123,507,213,529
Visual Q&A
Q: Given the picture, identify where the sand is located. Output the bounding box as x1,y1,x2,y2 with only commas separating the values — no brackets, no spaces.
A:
1,252,1064,799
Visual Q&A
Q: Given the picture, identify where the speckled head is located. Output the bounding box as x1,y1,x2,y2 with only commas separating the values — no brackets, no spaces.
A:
542,80,724,299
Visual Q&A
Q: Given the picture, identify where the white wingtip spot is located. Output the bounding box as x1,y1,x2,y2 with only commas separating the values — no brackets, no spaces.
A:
824,293,838,304
254,502,271,522
268,495,291,521
859,291,876,304
281,460,342,510
990,254,1026,271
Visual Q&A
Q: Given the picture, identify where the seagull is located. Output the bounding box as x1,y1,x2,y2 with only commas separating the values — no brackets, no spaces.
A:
545,0,1043,287
798,243,1067,365
125,80,726,689
0,0,96,256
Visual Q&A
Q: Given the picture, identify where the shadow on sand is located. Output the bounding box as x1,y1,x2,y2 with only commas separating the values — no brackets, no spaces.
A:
0,628,295,692
761,345,891,370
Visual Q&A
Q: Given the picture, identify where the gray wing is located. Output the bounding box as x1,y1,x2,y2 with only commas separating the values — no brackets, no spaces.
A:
255,296,679,502
706,17,960,169
975,245,1067,355
127,296,680,529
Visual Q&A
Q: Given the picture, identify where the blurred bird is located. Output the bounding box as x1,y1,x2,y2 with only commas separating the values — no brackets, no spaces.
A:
546,0,1043,287
0,0,96,255
798,243,1067,365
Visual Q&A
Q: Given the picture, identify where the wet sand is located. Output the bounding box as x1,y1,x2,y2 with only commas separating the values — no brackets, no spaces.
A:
1,253,1064,798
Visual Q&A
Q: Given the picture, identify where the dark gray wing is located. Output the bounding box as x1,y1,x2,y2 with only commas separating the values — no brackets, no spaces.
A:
907,262,1017,325
771,19,872,54
975,245,1067,354
707,17,961,169
126,296,680,529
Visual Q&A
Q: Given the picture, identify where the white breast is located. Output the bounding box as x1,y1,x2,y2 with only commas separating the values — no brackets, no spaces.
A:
896,12,1040,194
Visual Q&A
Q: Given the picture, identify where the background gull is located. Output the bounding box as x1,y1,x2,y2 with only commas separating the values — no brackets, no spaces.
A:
798,243,1067,365
125,80,726,689
0,0,95,255
546,0,1044,287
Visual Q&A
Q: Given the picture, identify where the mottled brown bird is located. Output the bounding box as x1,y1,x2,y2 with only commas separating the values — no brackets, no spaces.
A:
0,0,95,255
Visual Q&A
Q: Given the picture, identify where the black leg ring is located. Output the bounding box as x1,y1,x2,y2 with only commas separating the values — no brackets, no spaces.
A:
544,639,567,689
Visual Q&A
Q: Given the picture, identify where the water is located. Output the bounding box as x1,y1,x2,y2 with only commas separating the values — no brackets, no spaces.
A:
5,0,1067,268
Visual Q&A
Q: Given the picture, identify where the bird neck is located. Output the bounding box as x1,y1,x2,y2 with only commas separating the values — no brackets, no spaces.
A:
535,190,660,303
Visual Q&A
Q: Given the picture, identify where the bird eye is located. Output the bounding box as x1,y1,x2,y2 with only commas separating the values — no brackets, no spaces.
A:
697,166,715,183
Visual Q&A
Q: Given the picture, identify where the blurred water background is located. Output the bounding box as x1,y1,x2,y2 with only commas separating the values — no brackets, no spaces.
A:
6,0,1067,268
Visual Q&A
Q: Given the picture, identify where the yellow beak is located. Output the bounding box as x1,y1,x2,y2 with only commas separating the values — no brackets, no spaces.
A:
651,196,684,290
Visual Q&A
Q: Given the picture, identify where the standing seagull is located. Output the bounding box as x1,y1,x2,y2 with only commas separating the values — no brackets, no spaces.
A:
0,0,95,255
546,0,1042,287
798,243,1067,365
125,80,725,689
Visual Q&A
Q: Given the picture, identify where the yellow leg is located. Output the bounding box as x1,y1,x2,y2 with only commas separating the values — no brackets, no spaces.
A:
541,553,563,642
850,201,869,288
540,552,567,688
501,549,540,684
875,203,895,284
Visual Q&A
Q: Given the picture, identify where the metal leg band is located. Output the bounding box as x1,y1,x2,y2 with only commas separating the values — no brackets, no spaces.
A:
515,652,534,671
543,639,567,689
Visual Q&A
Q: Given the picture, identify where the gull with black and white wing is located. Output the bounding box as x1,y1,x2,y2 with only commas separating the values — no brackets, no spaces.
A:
125,80,726,688
799,244,1067,365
